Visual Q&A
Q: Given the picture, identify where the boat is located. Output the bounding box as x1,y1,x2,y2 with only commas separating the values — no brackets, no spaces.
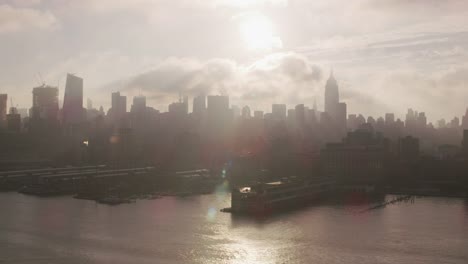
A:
230,177,335,215
18,183,71,196
97,195,134,205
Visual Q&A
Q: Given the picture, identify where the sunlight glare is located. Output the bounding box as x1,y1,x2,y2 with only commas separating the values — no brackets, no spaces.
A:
238,13,282,51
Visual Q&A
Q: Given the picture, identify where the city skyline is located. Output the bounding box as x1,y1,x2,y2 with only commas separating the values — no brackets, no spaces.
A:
1,3,468,263
3,70,468,127
1,1,468,119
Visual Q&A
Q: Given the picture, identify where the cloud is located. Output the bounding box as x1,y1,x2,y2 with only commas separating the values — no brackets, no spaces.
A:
339,64,468,121
0,4,57,33
7,0,42,7
118,53,322,110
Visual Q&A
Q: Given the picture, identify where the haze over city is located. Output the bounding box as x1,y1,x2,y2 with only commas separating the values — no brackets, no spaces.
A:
1,1,468,264
2,0,468,120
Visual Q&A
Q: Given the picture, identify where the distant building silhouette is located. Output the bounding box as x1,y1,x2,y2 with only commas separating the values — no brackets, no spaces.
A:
0,94,6,128
131,95,146,113
462,130,468,155
168,96,188,116
207,95,230,139
324,72,346,138
462,109,468,129
321,124,389,185
62,73,84,125
110,92,127,123
86,98,93,110
272,104,286,120
254,110,263,120
385,113,395,125
295,104,305,128
30,85,59,132
324,72,339,117
193,95,206,115
6,107,21,132
241,106,251,119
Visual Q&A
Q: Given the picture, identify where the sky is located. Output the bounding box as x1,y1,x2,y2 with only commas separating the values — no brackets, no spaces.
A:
1,0,468,122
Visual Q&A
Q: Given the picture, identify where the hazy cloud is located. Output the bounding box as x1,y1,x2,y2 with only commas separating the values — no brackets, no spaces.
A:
120,53,322,111
1,1,468,119
0,4,57,33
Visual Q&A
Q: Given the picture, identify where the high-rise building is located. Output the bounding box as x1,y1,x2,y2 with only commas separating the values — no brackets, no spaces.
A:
462,108,468,129
295,104,305,127
450,117,460,128
385,113,395,125
87,98,93,110
272,104,286,120
6,107,21,132
17,108,29,118
324,71,347,135
207,95,229,112
182,95,188,114
241,106,251,119
168,95,188,116
418,112,427,127
287,108,296,128
0,94,7,127
131,95,146,113
30,85,59,132
324,71,339,118
62,73,84,124
253,111,263,120
462,130,468,155
207,95,230,133
193,95,206,114
111,92,127,120
337,102,347,131
31,86,59,120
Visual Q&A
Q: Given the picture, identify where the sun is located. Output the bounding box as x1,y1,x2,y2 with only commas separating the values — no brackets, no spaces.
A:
238,12,282,51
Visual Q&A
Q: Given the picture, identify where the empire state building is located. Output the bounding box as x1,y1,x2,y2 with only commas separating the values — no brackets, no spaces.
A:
324,71,347,134
324,71,339,116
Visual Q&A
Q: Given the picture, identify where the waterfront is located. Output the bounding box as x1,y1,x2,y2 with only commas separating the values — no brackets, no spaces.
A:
0,191,467,264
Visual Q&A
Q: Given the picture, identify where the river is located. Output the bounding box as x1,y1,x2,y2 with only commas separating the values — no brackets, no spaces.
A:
0,190,467,264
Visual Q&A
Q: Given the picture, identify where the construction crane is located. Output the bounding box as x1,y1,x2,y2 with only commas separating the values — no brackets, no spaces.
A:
35,72,46,87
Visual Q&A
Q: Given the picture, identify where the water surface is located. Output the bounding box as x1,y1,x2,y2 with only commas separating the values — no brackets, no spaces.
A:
0,192,467,264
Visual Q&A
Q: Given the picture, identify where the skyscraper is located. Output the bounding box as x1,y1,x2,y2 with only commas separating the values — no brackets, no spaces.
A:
111,92,127,121
131,95,146,113
30,85,59,132
0,94,7,127
295,104,305,127
253,110,263,119
87,98,93,110
207,95,230,135
462,130,468,155
62,73,84,124
6,107,21,132
193,94,206,114
207,95,229,113
385,113,395,125
241,106,251,119
272,104,286,120
324,71,339,118
31,86,59,120
324,71,346,136
462,108,468,129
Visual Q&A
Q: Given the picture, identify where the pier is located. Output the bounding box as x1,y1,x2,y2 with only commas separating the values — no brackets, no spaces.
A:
359,195,414,213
